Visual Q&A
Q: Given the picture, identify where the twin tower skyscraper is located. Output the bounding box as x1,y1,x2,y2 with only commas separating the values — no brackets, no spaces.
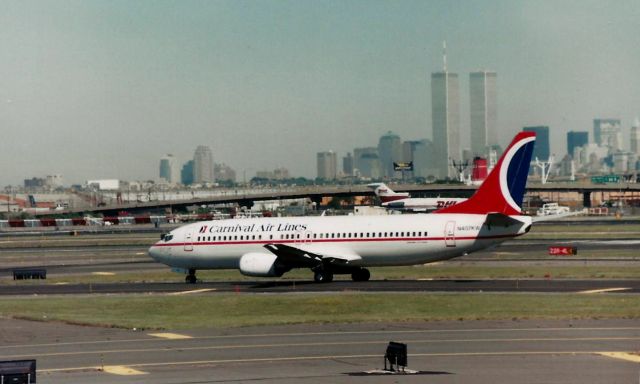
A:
431,45,497,179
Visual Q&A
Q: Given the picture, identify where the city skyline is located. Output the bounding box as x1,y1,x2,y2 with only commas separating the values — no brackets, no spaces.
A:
1,1,639,185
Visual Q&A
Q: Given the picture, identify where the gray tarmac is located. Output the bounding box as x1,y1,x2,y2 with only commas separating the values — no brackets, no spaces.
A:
1,227,639,383
0,318,638,383
1,278,640,295
0,237,638,278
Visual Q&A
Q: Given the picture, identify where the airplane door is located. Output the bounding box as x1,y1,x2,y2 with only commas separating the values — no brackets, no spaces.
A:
444,221,456,247
184,231,194,252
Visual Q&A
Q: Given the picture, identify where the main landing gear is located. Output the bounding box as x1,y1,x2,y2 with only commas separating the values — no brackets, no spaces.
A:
312,267,371,283
186,268,197,284
351,268,371,282
313,269,334,283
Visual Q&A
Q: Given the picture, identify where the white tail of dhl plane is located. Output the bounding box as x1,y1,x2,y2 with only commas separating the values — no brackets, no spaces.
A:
149,132,536,283
367,182,467,212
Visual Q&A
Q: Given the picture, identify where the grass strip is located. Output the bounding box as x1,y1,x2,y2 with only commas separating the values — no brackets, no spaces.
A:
0,293,638,330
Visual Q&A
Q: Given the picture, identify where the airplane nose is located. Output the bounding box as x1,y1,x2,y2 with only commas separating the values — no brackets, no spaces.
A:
148,244,163,262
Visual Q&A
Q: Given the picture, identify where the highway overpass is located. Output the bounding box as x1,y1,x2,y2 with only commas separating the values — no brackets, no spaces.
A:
49,181,640,216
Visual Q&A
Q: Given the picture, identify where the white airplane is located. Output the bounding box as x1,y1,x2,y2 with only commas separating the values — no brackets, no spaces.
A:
367,182,467,212
149,132,536,283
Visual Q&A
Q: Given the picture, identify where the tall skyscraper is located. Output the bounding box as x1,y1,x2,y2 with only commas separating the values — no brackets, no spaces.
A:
377,131,402,178
353,147,379,178
631,118,640,155
342,153,354,176
567,131,588,158
402,141,420,162
159,154,179,184
214,163,237,182
469,71,497,157
193,146,214,184
181,160,194,185
431,68,460,178
412,139,436,178
316,151,337,180
523,126,550,161
401,140,423,178
593,119,622,152
358,153,381,179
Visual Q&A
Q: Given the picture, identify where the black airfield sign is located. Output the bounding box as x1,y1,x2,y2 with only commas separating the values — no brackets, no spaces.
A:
393,162,413,171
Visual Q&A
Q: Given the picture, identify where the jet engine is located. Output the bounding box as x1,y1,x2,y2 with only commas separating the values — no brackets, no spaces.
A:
239,253,287,277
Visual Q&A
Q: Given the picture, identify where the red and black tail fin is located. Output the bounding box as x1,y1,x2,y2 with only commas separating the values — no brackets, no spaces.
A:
434,132,536,215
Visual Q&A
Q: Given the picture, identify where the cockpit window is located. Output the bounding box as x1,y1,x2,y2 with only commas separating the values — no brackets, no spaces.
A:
163,234,173,242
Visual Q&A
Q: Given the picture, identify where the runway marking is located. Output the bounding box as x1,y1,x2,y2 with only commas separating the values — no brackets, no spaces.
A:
101,365,148,375
598,352,640,363
39,350,636,373
148,333,192,340
3,327,640,350
578,288,631,294
5,337,640,360
168,288,216,295
92,272,115,276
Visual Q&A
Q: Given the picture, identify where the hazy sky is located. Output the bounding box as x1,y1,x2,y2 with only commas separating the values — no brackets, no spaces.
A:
1,0,639,185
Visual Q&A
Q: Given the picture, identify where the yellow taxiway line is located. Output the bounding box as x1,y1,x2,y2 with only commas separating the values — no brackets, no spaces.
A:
8,337,640,360
40,350,640,374
168,288,216,295
101,365,148,375
148,333,193,340
578,287,631,294
598,352,640,363
3,327,640,351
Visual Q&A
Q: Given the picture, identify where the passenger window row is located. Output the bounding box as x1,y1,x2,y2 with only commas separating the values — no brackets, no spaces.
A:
195,231,427,242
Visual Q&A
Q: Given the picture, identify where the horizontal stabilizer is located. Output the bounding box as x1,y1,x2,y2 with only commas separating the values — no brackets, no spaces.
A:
484,213,526,228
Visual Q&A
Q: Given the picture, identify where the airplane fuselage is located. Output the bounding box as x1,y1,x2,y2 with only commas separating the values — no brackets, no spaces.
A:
149,213,531,271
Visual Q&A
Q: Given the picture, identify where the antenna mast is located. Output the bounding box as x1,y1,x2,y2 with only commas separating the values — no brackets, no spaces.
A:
442,40,447,72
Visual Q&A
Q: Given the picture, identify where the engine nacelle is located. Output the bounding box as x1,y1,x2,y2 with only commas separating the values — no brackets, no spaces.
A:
239,253,285,277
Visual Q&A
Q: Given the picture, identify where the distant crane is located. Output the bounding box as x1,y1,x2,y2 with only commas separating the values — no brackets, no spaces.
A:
534,155,555,184
451,159,470,184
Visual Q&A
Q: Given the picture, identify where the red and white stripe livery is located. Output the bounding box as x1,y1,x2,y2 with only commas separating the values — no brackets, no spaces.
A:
149,132,536,283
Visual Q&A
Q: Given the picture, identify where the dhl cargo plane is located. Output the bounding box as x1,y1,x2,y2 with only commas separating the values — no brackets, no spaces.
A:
149,132,535,283
367,182,467,211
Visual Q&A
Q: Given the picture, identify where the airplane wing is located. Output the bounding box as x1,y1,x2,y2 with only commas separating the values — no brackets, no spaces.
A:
263,243,362,268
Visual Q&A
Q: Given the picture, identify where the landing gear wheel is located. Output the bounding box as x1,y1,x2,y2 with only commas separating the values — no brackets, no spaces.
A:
351,268,370,282
313,270,334,283
186,269,197,284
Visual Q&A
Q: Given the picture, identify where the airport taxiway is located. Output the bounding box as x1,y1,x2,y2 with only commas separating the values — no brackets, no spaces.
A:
1,278,640,295
0,317,638,383
1,237,639,279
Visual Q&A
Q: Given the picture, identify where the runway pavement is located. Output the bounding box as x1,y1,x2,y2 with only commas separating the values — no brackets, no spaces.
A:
1,278,640,295
0,318,638,383
1,226,639,383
